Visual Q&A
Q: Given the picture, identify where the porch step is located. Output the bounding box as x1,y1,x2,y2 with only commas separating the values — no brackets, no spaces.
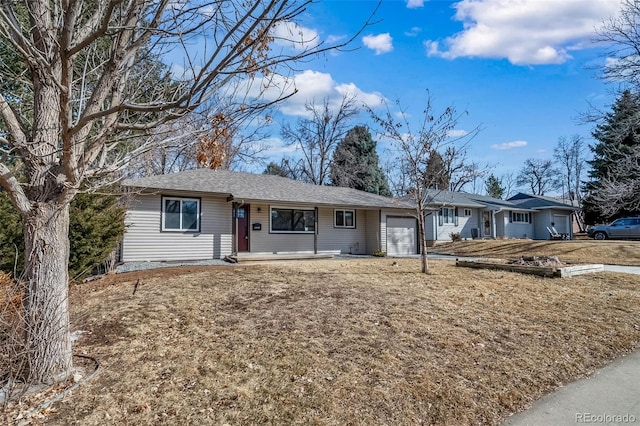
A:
229,252,335,262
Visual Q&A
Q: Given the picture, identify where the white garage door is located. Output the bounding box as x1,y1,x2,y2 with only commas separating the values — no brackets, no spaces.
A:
386,217,417,255
553,214,570,234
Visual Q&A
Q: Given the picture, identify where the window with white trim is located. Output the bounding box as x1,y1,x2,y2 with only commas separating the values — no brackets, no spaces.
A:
270,207,315,233
162,197,200,232
463,208,472,217
442,207,455,224
512,212,530,223
334,209,355,228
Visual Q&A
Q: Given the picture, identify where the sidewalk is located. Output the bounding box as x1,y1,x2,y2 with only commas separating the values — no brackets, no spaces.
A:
502,350,640,425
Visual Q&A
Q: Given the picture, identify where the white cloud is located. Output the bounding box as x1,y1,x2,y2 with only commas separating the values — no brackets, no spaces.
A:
238,70,385,118
261,136,301,157
271,21,319,51
448,129,469,138
326,34,347,44
363,33,394,55
405,26,422,37
426,0,622,65
491,140,528,150
406,0,425,8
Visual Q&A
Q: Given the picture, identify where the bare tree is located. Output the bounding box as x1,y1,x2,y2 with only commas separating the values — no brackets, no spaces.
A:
554,134,587,230
281,94,359,184
596,0,640,88
501,172,517,199
196,111,272,171
127,115,204,177
588,144,640,217
516,158,560,195
370,94,479,273
0,0,373,384
128,101,273,176
443,145,490,192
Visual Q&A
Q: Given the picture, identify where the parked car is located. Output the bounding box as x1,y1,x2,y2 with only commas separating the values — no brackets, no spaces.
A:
587,217,640,240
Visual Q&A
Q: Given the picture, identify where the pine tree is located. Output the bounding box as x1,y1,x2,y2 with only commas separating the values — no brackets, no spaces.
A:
484,174,505,199
0,192,125,279
329,126,392,196
263,162,288,177
583,90,640,224
425,150,449,190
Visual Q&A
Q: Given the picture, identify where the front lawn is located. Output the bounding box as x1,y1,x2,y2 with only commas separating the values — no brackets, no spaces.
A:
5,259,640,424
434,239,640,265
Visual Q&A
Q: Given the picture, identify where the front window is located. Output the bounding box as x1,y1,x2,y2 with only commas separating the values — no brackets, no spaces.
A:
162,197,200,232
270,207,315,233
512,212,530,223
442,207,455,224
335,209,355,228
463,209,472,217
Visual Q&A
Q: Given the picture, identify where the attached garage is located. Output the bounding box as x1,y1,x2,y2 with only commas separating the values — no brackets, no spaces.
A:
553,214,570,235
386,216,417,255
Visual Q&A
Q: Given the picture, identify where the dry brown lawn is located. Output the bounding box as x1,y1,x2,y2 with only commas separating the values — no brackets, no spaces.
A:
434,239,640,265
5,258,638,425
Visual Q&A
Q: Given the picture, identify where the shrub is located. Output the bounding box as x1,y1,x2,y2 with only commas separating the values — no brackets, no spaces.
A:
0,192,126,280
372,249,387,257
449,232,462,242
68,192,126,279
0,194,24,276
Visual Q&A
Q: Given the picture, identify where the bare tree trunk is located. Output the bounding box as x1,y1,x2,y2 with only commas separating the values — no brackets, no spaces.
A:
417,206,429,273
21,202,73,384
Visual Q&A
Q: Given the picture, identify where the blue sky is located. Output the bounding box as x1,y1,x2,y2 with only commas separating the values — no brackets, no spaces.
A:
248,0,623,189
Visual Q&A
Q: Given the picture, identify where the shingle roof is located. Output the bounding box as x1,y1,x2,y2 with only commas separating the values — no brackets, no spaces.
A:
123,169,413,210
507,193,578,211
423,190,486,208
422,190,534,211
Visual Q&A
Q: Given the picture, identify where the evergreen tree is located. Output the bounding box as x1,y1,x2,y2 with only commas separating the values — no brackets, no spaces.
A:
583,90,640,224
484,174,505,199
263,161,289,177
424,150,449,190
0,192,23,275
68,193,126,280
329,126,392,196
0,192,125,280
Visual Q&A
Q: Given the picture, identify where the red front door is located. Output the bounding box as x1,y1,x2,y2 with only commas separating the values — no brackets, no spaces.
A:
237,206,249,252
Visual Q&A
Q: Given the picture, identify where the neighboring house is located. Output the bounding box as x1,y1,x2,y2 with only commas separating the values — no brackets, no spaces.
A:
421,190,578,242
507,193,579,239
121,169,417,262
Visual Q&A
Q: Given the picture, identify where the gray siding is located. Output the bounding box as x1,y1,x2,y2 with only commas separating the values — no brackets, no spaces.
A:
122,193,232,261
247,204,368,254
533,210,552,240
317,208,367,254
531,209,573,240
496,211,506,238
431,208,482,241
248,203,315,253
503,211,535,239
365,210,382,254
425,211,436,241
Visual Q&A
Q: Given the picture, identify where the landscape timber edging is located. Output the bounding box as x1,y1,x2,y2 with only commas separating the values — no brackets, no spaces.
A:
455,260,605,278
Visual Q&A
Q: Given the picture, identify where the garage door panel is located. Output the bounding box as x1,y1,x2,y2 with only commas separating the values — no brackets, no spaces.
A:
387,217,417,255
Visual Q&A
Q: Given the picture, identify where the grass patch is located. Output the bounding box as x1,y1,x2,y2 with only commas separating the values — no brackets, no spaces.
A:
434,239,640,266
13,258,638,425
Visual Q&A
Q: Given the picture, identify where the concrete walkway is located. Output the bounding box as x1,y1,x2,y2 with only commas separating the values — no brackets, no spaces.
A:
502,350,640,425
